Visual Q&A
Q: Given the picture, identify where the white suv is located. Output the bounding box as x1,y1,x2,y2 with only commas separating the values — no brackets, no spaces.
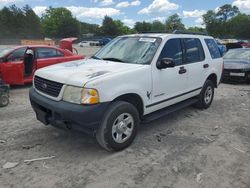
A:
29,33,223,151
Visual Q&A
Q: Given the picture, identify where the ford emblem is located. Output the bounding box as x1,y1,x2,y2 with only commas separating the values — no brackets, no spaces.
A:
42,83,47,89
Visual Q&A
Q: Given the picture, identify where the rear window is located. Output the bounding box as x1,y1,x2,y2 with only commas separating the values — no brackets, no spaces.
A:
205,39,221,59
183,38,205,63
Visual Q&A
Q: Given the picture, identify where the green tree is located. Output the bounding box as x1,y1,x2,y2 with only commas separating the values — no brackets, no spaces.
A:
151,20,165,32
134,21,152,33
203,4,241,37
0,5,42,38
216,4,239,22
228,13,250,38
187,27,206,33
100,16,119,36
22,5,41,38
80,22,99,35
165,14,185,32
41,7,79,38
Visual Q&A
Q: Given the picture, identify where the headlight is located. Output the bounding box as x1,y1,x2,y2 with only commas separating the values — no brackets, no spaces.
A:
81,88,100,104
63,86,99,105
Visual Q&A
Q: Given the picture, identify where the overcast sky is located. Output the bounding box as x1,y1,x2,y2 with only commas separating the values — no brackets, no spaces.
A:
0,0,250,28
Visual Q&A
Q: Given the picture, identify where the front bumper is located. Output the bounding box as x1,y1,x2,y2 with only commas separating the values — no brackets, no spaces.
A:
222,69,250,82
29,88,109,134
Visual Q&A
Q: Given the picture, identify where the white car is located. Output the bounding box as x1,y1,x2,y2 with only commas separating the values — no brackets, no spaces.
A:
78,41,90,47
30,33,223,151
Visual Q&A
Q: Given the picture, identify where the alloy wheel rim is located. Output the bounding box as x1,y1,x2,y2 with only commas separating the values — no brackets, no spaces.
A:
112,113,134,144
204,86,213,104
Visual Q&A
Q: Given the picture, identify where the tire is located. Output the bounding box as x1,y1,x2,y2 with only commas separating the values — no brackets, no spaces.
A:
96,101,140,151
0,95,9,107
195,80,215,109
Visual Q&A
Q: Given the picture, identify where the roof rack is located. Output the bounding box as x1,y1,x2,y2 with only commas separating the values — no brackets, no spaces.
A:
173,30,208,36
138,31,166,34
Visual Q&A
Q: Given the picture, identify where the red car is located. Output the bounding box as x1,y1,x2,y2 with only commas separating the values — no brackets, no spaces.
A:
0,39,84,85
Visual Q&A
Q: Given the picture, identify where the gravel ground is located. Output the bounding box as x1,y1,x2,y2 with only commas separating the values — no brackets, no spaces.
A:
0,45,250,188
0,83,250,188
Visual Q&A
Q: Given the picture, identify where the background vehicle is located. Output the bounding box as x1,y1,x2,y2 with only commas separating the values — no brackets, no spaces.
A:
216,40,227,55
0,44,84,85
222,48,250,83
79,41,90,47
30,33,223,151
98,38,111,46
226,42,243,51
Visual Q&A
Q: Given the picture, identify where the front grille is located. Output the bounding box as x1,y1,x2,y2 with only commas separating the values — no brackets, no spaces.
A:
34,76,63,97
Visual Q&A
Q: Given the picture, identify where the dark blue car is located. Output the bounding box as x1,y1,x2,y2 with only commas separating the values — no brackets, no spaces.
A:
99,38,111,46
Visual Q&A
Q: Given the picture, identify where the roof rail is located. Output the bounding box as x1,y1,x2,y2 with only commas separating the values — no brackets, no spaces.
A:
138,31,166,34
173,30,208,36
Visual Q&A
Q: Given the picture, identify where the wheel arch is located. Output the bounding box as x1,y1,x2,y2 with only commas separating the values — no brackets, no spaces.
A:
113,93,144,119
206,73,218,88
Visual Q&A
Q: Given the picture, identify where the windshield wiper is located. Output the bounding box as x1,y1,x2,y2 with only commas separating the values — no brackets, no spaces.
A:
91,55,102,60
102,57,124,62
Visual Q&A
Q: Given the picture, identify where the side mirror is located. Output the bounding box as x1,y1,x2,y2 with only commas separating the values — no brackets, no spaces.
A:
157,58,175,69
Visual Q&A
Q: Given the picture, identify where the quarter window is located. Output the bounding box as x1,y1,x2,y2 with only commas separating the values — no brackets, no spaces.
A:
158,38,183,66
205,39,222,59
183,38,205,63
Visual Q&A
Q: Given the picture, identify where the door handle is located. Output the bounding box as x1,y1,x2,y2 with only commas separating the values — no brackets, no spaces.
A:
203,64,209,68
179,66,187,74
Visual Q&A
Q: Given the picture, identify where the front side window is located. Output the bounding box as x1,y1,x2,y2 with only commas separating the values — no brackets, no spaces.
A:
37,48,60,59
158,38,183,66
183,38,205,63
205,39,221,59
94,37,161,65
7,47,27,62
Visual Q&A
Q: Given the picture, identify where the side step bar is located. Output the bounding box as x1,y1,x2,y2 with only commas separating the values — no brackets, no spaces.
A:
142,98,198,123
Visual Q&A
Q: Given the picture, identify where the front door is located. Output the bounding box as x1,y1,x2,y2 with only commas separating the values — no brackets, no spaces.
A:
149,38,189,112
1,47,26,85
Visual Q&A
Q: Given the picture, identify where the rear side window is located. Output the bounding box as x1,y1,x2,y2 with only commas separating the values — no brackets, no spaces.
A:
37,48,63,59
183,38,205,63
158,38,183,66
205,39,221,59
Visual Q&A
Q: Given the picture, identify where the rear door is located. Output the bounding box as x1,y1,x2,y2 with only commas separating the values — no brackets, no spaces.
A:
1,47,26,85
182,38,207,91
35,47,61,69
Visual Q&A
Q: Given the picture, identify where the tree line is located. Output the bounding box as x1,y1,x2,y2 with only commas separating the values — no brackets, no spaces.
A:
0,4,249,39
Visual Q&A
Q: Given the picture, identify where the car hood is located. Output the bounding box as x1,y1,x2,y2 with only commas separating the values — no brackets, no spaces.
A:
224,60,250,70
35,58,143,87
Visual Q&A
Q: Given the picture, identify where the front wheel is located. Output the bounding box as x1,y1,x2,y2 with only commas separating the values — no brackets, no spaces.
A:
0,95,9,107
195,80,215,109
96,101,140,151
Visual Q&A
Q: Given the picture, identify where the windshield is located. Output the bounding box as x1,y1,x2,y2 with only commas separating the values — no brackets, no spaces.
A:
0,47,14,58
224,49,250,61
94,37,161,64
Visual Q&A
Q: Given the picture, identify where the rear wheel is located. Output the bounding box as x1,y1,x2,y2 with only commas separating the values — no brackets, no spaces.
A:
96,101,139,151
195,80,214,109
0,95,9,107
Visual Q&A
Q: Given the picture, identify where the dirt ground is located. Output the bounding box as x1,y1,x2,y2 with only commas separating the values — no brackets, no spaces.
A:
0,46,250,188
